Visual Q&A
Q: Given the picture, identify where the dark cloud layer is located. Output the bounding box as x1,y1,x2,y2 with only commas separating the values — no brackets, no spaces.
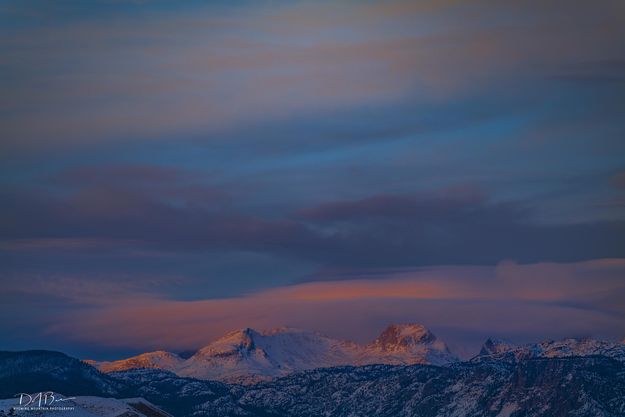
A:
2,166,624,270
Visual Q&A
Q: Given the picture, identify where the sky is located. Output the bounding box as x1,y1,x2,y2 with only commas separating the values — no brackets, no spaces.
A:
1,0,625,359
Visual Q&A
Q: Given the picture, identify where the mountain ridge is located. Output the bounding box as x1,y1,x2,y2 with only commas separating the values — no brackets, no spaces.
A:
84,324,625,385
473,336,625,363
86,323,457,383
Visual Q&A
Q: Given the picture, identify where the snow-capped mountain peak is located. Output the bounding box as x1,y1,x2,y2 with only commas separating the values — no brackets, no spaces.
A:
196,328,260,356
178,327,350,383
87,323,458,383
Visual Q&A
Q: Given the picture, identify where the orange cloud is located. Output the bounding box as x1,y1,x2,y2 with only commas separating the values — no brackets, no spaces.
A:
36,259,625,355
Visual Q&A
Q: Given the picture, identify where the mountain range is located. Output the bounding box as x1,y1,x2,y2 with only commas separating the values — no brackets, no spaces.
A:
3,324,625,416
474,336,625,363
85,323,457,383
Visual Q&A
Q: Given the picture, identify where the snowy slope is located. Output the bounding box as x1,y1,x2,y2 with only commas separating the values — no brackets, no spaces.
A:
85,351,183,373
177,327,362,383
0,396,170,417
88,324,458,383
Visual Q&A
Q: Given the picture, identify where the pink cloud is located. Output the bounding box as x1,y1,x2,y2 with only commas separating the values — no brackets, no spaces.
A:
36,259,625,356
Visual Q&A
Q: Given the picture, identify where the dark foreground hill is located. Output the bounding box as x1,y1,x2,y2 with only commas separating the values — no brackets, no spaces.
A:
0,350,123,398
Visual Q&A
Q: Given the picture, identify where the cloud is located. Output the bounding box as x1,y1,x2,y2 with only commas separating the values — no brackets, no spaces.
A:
2,171,624,267
0,271,176,305
32,259,625,356
52,164,192,187
295,186,487,220
0,237,142,251
2,0,624,152
611,171,625,189
550,59,625,85
1,1,624,360
293,190,625,267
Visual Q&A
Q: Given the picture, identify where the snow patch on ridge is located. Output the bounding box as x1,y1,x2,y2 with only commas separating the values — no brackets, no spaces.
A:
85,351,183,373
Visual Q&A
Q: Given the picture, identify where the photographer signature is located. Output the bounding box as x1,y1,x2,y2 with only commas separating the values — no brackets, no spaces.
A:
15,392,76,407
